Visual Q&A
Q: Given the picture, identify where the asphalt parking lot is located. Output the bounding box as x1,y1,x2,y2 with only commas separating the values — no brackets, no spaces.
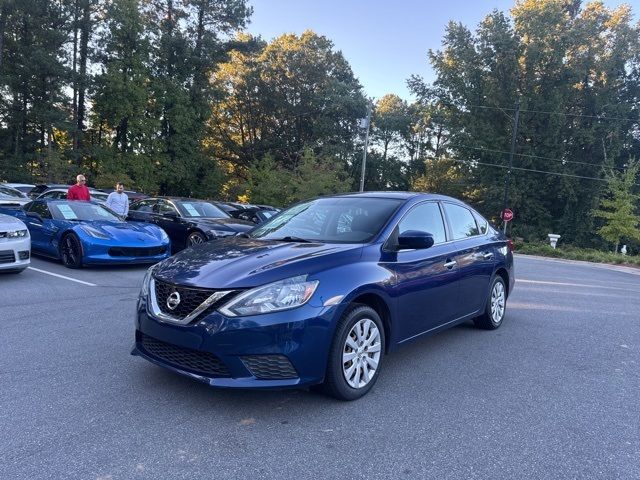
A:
1,254,639,480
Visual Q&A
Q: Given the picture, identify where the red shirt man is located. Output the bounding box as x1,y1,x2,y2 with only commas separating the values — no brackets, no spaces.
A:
67,175,91,201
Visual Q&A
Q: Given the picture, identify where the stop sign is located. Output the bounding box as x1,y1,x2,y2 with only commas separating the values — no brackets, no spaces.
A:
501,208,514,222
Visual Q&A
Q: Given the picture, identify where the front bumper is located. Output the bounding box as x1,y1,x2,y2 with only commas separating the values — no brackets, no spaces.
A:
0,235,30,271
79,240,171,265
132,298,337,389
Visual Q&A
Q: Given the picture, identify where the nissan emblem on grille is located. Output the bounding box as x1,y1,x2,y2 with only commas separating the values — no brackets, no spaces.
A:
166,291,181,310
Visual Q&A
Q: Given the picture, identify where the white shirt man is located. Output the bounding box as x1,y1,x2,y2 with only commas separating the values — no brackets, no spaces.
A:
106,183,129,216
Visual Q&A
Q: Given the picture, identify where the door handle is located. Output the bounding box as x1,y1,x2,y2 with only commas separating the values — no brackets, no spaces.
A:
483,252,494,260
443,259,457,269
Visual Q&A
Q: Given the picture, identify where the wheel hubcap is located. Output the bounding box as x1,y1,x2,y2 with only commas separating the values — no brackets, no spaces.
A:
342,318,381,389
490,282,505,324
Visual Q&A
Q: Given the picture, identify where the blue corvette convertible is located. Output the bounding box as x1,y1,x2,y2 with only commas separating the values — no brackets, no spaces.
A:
133,192,515,400
6,199,171,268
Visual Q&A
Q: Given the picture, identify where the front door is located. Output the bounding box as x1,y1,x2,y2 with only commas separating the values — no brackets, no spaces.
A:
386,201,461,342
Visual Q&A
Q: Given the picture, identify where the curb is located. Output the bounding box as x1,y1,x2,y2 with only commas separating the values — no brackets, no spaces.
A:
514,253,640,276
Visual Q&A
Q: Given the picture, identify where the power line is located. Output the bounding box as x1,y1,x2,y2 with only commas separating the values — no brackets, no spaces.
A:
425,155,632,184
460,103,638,123
449,144,625,170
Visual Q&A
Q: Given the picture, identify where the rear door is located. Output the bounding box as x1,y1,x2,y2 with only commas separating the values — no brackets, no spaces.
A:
441,202,495,317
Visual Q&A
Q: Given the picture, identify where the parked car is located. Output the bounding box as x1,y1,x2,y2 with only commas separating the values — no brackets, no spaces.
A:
0,213,30,273
132,192,515,400
0,184,31,207
36,187,109,204
27,183,68,199
9,200,170,268
233,206,279,225
127,197,254,252
3,183,35,195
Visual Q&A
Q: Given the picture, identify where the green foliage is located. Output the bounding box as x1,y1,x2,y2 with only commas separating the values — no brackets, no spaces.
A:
592,159,640,252
245,150,351,207
516,241,640,267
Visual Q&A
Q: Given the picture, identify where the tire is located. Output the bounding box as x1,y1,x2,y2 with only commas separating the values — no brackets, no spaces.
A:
321,305,385,401
60,233,83,269
186,231,206,247
474,275,507,330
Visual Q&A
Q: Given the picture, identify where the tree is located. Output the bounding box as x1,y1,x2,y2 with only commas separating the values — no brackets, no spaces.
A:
593,159,640,253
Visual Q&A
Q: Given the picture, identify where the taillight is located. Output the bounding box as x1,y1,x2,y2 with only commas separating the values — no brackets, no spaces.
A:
507,239,515,252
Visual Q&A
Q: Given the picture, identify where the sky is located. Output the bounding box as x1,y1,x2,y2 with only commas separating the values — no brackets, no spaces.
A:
245,0,640,101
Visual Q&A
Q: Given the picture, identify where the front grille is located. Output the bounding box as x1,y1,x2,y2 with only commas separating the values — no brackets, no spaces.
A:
108,246,166,257
0,250,15,264
140,333,231,377
240,355,298,380
153,279,236,320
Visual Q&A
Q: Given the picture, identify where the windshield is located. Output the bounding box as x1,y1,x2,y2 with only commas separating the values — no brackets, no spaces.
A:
249,197,403,243
49,202,122,222
0,186,26,198
175,201,229,218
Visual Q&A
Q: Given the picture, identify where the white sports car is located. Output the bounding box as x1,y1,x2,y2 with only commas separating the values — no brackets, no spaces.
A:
0,213,31,273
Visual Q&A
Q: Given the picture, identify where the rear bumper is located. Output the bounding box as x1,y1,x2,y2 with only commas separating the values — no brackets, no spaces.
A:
132,298,337,389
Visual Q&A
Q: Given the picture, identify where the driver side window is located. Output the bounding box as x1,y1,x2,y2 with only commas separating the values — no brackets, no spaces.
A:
28,201,52,219
397,202,446,244
157,201,178,215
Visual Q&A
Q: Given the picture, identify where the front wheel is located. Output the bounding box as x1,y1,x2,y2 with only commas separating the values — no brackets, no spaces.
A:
321,305,385,401
186,231,206,247
60,233,83,269
474,276,507,330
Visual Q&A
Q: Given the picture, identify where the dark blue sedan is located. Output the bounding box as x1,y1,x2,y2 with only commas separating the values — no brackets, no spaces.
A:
132,192,515,400
11,200,171,268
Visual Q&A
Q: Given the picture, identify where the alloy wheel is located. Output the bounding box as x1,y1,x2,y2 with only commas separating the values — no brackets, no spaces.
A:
187,233,205,246
490,281,505,324
342,318,382,389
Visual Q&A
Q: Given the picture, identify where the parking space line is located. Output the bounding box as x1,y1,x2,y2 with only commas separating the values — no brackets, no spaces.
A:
27,267,97,287
518,278,633,291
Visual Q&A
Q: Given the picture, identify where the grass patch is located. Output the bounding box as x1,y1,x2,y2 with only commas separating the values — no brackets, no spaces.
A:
514,241,640,267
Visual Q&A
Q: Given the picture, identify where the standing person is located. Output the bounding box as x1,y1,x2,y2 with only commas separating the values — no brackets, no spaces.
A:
106,182,129,217
67,174,91,201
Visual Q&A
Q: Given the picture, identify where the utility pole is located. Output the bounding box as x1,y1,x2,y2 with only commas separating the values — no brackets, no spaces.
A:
502,99,520,232
359,101,373,192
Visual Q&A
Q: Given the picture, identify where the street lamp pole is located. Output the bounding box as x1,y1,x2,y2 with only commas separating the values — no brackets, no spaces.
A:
502,99,520,232
359,101,373,192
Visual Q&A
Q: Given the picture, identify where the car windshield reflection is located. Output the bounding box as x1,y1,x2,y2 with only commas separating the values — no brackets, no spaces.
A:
49,202,123,222
249,197,403,243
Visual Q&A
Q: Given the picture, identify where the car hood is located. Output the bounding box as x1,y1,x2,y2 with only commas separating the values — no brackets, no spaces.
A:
0,213,27,231
154,236,363,288
77,220,167,243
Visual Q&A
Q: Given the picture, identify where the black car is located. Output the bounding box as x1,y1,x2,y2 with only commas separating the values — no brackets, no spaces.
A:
127,197,254,252
233,206,279,224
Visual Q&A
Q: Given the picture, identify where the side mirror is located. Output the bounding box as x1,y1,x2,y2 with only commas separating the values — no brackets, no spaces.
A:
162,211,179,219
26,211,43,222
397,230,435,250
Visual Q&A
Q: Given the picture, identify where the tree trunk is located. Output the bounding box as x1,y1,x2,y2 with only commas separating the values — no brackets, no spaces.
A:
72,0,79,150
76,0,91,146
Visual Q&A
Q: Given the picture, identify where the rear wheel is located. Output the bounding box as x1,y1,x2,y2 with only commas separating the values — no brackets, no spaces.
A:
186,231,206,247
474,276,507,330
60,233,83,269
321,305,385,401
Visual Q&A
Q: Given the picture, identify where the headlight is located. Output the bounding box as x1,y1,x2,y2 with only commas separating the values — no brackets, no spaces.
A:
219,275,319,317
140,265,157,297
208,229,236,238
80,225,110,239
6,229,28,238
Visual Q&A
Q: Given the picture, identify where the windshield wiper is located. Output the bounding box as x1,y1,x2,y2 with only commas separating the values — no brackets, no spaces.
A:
272,236,313,243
